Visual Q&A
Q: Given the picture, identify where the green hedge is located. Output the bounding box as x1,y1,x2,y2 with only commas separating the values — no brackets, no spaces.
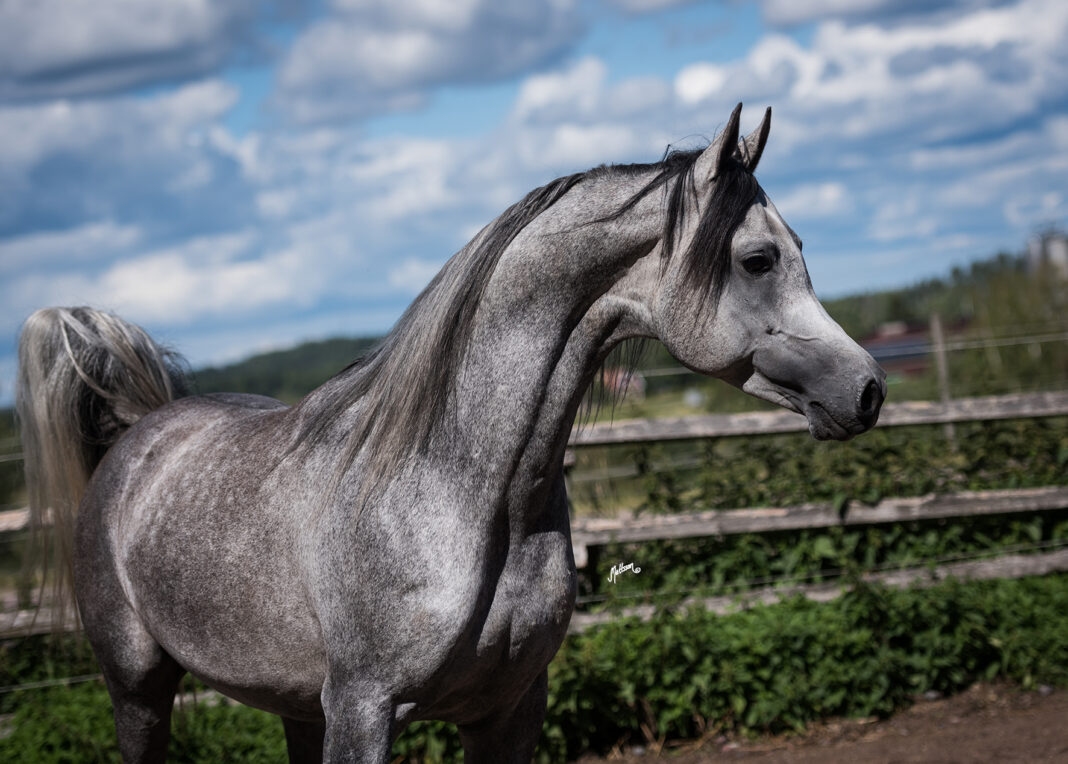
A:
541,574,1068,759
3,574,1067,762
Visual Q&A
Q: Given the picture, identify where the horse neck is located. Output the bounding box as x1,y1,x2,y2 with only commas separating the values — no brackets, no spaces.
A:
446,172,662,519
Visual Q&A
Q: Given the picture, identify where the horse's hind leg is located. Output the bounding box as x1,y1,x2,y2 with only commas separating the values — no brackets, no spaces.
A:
78,544,184,763
458,671,548,763
282,716,325,763
87,610,185,763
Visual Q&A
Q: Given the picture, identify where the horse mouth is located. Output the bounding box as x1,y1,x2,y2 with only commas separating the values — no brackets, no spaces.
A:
803,401,856,441
740,370,804,415
741,371,864,441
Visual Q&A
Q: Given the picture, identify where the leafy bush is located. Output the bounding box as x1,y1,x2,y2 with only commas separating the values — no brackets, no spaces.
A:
0,682,287,763
0,636,99,715
3,575,1067,763
539,574,1068,761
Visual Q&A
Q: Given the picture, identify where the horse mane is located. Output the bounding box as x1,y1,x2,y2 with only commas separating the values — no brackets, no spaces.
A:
297,141,761,506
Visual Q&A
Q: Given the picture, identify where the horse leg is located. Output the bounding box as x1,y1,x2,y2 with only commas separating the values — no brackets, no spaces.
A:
282,716,326,763
77,531,184,764
320,679,394,763
88,612,185,763
458,671,548,764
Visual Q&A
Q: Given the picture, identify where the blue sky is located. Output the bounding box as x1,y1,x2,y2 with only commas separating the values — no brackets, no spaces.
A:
1,0,1067,404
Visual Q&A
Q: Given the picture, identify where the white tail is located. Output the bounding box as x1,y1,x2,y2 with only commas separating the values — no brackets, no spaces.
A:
15,307,187,626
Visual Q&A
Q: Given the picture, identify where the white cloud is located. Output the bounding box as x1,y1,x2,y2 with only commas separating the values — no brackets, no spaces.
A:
772,182,851,220
329,0,486,32
388,258,444,293
604,0,696,13
513,57,670,126
759,0,1008,27
0,221,141,273
0,80,251,240
520,123,648,170
1,228,350,327
675,62,728,105
761,0,901,26
908,128,1038,171
275,0,583,124
1005,191,1066,227
868,196,939,242
256,189,300,220
347,138,458,220
103,249,313,321
0,1,267,101
677,0,1068,153
513,57,606,121
0,79,237,170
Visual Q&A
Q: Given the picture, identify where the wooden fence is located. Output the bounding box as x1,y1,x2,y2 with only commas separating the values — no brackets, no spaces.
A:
567,389,1068,447
2,390,1067,637
561,389,1068,631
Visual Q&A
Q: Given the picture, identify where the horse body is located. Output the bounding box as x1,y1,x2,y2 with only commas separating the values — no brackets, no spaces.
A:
73,164,663,744
18,105,886,762
76,395,327,716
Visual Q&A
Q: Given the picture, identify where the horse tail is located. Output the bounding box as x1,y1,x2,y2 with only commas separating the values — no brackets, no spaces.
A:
15,306,188,625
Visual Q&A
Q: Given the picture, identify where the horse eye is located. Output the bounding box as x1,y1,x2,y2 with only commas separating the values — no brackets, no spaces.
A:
742,253,774,276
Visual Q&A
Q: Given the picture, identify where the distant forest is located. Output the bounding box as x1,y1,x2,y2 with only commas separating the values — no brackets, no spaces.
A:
192,336,379,404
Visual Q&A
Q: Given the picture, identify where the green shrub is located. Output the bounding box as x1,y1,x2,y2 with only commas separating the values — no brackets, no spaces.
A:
539,574,1068,760
3,575,1067,763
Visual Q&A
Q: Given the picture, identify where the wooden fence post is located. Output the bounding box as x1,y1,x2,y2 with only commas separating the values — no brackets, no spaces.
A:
930,313,957,448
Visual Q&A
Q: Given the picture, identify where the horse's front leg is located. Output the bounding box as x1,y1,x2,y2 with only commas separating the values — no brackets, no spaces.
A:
320,677,395,763
458,670,548,763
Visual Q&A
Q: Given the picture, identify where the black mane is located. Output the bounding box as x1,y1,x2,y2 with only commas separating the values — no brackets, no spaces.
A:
296,142,760,506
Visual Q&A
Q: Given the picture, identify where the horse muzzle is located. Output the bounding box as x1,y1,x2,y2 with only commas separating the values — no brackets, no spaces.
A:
800,372,885,440
742,358,887,442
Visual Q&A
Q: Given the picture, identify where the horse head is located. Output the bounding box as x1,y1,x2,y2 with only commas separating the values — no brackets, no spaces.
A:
649,104,885,440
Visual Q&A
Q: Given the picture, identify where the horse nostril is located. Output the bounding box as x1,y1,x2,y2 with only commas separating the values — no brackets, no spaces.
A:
857,379,883,427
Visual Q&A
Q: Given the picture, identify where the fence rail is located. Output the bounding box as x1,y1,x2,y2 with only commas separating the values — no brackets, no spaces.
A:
564,390,1068,569
568,390,1068,447
569,548,1068,633
3,390,1067,638
571,486,1068,551
3,391,1067,536
9,546,1067,639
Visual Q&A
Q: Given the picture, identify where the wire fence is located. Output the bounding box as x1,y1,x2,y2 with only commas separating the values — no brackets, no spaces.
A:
0,674,104,696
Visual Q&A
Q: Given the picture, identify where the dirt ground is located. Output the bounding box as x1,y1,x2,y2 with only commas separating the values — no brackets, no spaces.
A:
580,683,1068,763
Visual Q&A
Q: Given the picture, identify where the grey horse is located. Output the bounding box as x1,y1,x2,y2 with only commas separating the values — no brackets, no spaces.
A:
17,104,884,763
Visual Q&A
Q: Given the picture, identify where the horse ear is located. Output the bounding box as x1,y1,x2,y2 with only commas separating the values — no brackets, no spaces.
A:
739,106,771,173
697,102,743,182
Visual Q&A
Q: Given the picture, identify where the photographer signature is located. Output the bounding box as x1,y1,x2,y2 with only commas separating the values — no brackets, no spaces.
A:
608,561,641,584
